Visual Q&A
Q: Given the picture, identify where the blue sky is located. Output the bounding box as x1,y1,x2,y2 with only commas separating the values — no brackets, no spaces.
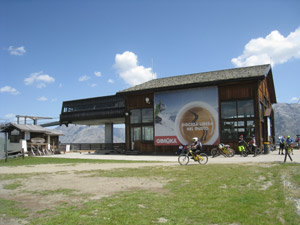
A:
1,0,300,124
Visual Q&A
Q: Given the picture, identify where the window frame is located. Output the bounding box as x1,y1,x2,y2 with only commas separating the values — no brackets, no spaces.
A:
220,99,255,141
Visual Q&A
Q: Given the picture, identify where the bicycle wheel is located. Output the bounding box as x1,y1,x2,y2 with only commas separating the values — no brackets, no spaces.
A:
241,150,248,157
178,154,189,165
211,148,218,158
257,148,262,155
228,148,235,157
197,153,208,165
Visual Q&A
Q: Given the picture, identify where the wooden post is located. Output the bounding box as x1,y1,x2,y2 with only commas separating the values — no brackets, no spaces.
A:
5,132,8,162
22,148,25,159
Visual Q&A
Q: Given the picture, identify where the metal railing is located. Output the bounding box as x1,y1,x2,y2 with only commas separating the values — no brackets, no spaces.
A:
60,143,125,153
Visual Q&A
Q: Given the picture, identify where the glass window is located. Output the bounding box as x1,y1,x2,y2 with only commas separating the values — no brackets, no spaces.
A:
221,120,255,140
237,100,254,118
130,109,141,124
221,121,237,140
221,101,237,119
132,127,141,141
142,108,153,123
246,120,255,137
143,126,153,141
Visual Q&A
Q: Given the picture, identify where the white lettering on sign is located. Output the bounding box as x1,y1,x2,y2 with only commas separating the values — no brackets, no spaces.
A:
156,138,177,144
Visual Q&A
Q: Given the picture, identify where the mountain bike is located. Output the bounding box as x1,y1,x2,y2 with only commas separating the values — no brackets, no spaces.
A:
211,144,235,158
178,145,208,165
238,144,248,157
241,142,262,157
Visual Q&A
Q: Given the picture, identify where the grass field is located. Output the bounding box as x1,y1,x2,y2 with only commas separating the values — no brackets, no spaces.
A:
0,157,299,225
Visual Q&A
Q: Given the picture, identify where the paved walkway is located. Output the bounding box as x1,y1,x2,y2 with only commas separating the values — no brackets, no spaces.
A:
43,149,300,164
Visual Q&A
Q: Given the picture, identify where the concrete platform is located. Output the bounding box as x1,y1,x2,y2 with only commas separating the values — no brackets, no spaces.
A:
43,149,300,164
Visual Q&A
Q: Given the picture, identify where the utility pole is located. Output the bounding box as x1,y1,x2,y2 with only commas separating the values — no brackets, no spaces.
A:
5,132,8,162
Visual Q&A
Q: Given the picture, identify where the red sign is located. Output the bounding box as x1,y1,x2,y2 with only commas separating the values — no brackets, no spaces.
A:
155,136,181,146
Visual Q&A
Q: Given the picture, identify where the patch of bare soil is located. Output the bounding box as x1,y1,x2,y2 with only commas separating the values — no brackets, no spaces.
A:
0,163,173,222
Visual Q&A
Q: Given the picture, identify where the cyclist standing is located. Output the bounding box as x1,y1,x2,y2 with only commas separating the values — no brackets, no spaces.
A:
249,134,257,157
238,134,246,155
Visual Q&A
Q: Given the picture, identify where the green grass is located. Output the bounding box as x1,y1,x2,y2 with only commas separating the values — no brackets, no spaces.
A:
1,161,299,225
3,181,22,190
32,188,77,196
0,156,150,167
0,198,28,219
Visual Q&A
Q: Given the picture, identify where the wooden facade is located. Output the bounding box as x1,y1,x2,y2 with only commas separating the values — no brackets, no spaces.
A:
59,64,277,155
122,65,276,155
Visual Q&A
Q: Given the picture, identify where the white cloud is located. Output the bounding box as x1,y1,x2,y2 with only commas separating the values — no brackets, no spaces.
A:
89,83,97,87
8,46,26,56
114,51,157,86
94,71,102,77
291,97,300,102
0,86,19,95
5,114,15,119
108,79,114,83
4,114,16,122
78,75,91,82
24,72,55,88
232,27,300,67
37,96,48,101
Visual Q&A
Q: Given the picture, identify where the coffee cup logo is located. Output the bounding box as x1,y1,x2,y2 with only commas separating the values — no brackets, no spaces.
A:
175,102,218,145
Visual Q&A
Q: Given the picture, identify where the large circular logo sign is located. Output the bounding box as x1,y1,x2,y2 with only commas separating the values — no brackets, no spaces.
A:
175,101,218,145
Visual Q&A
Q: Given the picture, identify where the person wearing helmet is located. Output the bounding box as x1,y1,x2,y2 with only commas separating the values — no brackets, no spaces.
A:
286,136,294,155
192,137,202,157
249,134,257,157
238,135,246,156
284,136,293,162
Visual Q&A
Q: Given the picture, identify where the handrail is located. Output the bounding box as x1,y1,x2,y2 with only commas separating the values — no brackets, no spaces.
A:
59,143,125,152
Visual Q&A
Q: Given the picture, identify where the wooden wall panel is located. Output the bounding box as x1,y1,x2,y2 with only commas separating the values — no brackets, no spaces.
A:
126,93,154,110
219,82,256,101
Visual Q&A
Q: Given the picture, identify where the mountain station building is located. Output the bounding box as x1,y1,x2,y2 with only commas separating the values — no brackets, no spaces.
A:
60,64,277,154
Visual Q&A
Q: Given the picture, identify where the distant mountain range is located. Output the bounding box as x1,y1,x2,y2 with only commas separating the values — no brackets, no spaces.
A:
273,103,300,139
55,125,125,143
54,103,300,143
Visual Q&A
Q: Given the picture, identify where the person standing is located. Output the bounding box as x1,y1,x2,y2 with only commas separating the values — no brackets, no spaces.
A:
249,134,257,157
238,134,246,156
279,136,285,155
284,136,293,163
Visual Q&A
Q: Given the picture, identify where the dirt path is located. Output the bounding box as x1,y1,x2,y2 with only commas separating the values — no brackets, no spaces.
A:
0,162,175,223
0,162,175,174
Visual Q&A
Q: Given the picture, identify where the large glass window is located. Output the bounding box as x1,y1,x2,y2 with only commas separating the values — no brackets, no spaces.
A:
221,99,255,140
142,108,153,123
130,108,154,141
132,127,141,141
238,100,254,118
221,100,254,119
221,101,237,119
130,109,141,124
143,126,154,141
